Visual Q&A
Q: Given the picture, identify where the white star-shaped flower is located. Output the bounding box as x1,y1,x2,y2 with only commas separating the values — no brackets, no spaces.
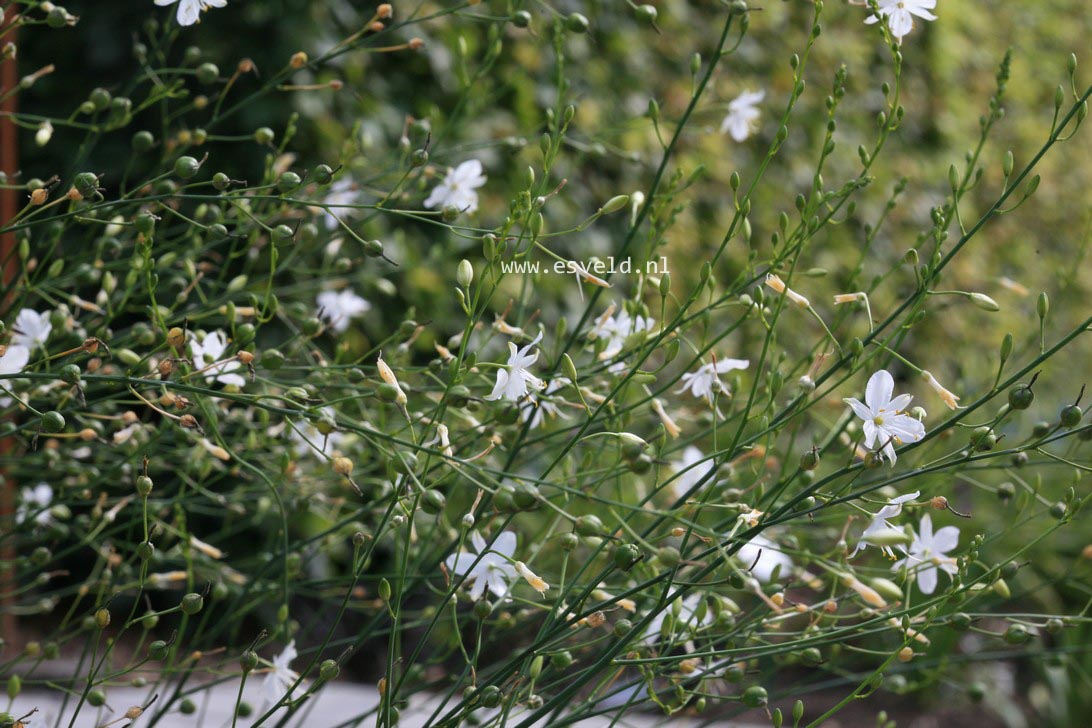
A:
261,641,304,706
851,490,920,558
11,309,51,350
189,331,246,387
154,0,227,27
863,0,937,42
892,514,959,594
316,288,371,333
485,332,545,402
670,446,714,496
676,356,749,405
520,378,571,429
844,369,926,465
445,531,518,601
720,90,765,142
0,344,30,375
424,160,487,213
17,482,53,526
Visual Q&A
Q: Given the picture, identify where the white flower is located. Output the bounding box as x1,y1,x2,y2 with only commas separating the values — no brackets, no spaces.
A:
154,0,227,27
892,514,959,594
676,356,749,405
0,344,30,375
921,370,961,410
843,369,926,465
11,309,52,349
642,594,712,643
445,531,518,601
261,641,303,706
670,446,714,495
485,333,545,402
17,483,53,526
852,490,920,558
316,288,371,333
35,120,53,147
720,90,765,142
319,177,358,230
736,534,793,583
590,306,655,362
521,378,570,429
189,331,246,387
424,160,487,213
288,407,345,458
863,0,937,42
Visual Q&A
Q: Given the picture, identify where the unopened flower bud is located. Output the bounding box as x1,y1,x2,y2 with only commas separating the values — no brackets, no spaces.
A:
332,456,354,476
290,51,308,68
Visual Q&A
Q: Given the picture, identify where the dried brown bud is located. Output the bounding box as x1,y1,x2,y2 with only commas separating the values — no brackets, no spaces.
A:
158,359,174,378
179,414,199,429
237,351,254,364
66,186,83,201
290,51,308,69
332,456,354,476
30,188,48,205
122,410,138,424
369,21,385,32
408,37,425,50
82,337,100,353
585,610,607,628
931,496,948,510
80,428,97,441
328,79,344,91
237,58,255,74
377,3,393,18
125,706,144,720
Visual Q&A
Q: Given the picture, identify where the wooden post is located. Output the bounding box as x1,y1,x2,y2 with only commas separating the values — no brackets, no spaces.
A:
1,1,20,648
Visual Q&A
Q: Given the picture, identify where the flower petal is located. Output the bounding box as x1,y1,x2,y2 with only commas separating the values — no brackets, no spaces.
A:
865,370,894,411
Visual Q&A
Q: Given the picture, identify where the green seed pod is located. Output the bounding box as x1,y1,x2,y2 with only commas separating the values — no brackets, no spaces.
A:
800,448,820,471
277,171,302,193
559,532,579,551
149,640,168,660
136,541,154,561
612,619,633,637
272,224,294,243
656,546,681,568
551,651,573,669
174,156,201,180
136,475,153,497
1059,404,1083,429
31,546,51,566
566,13,589,33
180,593,204,615
612,543,642,571
312,164,334,185
196,62,220,85
1049,501,1067,519
800,647,822,667
1002,150,1014,177
391,452,418,474
88,689,107,707
420,489,446,515
40,411,66,433
132,130,155,153
574,515,605,537
59,364,81,384
212,172,231,191
179,698,196,715
319,659,340,681
74,172,99,197
479,685,501,708
741,685,768,708
7,675,21,700
1003,623,1029,644
1008,382,1034,410
512,483,539,510
410,149,429,167
95,608,111,629
254,127,275,145
240,650,259,673
1036,292,1049,319
134,212,156,235
363,239,384,257
1045,618,1064,634
511,10,531,28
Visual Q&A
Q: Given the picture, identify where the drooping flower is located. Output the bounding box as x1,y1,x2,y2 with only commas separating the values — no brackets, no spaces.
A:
316,288,371,334
11,309,52,349
670,446,714,496
0,344,30,375
17,483,53,526
261,641,303,706
863,0,937,42
764,273,810,309
676,356,749,406
513,561,550,595
189,331,247,387
485,333,545,402
921,370,961,410
424,160,487,213
736,534,793,583
720,90,765,142
852,490,920,558
154,0,227,27
892,514,959,594
844,370,926,465
445,531,518,601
